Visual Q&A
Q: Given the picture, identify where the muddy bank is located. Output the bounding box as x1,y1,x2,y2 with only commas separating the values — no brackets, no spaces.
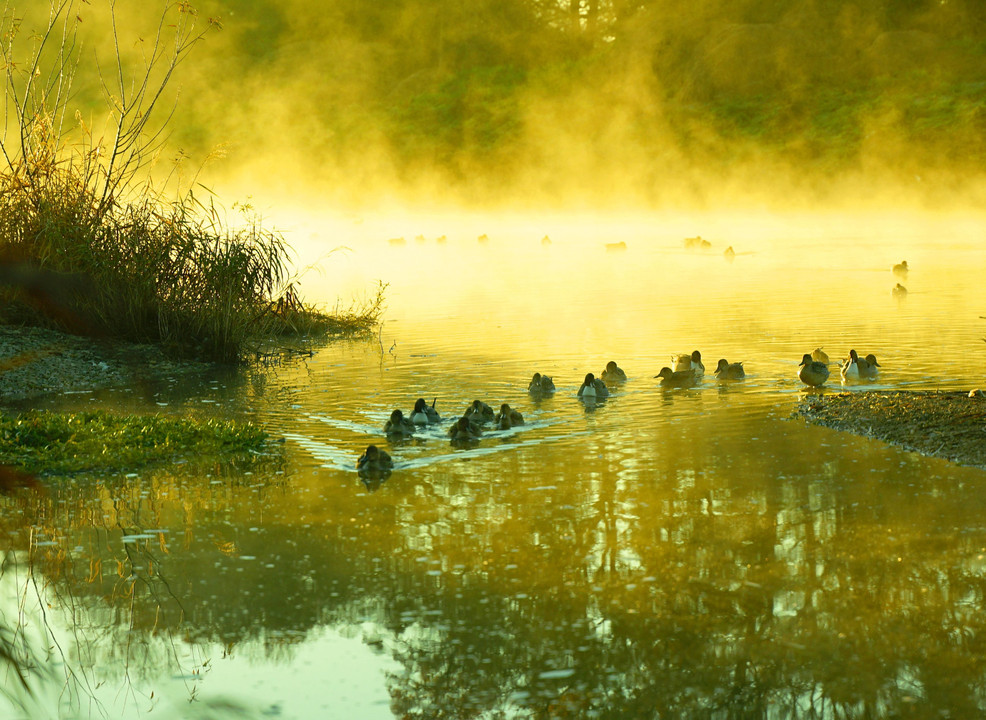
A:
0,325,214,403
796,390,986,470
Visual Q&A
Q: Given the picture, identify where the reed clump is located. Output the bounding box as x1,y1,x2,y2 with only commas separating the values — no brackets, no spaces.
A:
0,2,381,363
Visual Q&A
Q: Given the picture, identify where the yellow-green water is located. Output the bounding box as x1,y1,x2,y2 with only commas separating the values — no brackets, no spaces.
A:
3,210,986,719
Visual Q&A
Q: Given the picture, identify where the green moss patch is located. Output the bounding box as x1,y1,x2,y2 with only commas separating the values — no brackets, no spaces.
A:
0,410,278,476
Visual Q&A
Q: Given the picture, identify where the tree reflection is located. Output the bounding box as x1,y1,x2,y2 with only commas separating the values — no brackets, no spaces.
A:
4,418,986,718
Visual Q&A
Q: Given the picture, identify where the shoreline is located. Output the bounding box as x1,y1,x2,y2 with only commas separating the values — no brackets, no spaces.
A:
795,389,986,471
0,325,215,404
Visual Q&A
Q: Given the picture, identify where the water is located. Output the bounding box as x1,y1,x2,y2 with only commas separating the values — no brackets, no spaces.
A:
3,209,986,719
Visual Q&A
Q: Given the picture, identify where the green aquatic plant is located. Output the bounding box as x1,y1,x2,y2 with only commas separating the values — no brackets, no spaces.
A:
0,410,278,475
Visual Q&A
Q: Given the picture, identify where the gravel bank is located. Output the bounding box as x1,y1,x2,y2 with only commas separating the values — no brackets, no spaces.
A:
0,325,213,403
796,390,986,470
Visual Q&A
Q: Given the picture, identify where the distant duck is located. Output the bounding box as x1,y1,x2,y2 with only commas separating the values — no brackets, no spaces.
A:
528,372,556,395
724,246,735,261
541,235,552,246
577,372,609,400
892,283,907,299
384,409,415,436
463,399,495,423
673,350,704,377
357,444,393,473
605,241,627,252
714,358,746,381
811,347,830,365
859,353,881,379
495,403,524,429
655,367,696,388
410,397,441,424
449,415,482,442
600,361,627,384
684,236,711,250
387,237,405,246
477,233,490,244
840,349,862,382
798,353,830,387
893,260,909,277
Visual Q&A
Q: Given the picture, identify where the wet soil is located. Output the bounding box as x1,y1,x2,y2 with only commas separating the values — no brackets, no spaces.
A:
0,325,213,404
796,390,986,470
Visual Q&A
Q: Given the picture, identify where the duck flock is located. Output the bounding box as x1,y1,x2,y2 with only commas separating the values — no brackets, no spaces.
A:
356,252,912,479
356,347,881,478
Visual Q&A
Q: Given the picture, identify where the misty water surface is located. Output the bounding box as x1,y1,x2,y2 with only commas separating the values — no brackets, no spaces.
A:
3,211,986,719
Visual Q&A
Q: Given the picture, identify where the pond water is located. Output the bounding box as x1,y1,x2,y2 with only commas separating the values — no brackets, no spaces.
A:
4,209,986,719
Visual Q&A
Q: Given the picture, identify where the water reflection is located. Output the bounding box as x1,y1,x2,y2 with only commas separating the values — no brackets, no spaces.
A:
4,214,986,718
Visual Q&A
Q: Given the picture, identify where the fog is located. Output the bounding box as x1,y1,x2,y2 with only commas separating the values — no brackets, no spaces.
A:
15,0,986,213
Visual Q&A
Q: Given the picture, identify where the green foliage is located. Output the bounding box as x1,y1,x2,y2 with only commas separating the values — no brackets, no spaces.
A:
0,409,277,475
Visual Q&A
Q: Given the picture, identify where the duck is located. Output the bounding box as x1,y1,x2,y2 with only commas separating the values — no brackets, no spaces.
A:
383,409,415,436
859,353,881,379
494,403,524,429
798,353,830,387
811,348,830,365
410,397,441,425
449,416,482,442
356,444,393,473
464,399,495,423
840,349,862,382
723,245,735,261
577,372,609,400
672,350,704,377
655,366,696,388
600,361,627,384
892,283,907,299
714,358,745,381
893,260,908,277
528,372,556,395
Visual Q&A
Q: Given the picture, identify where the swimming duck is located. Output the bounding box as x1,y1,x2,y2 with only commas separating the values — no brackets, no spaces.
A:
811,348,830,365
600,361,627,384
577,372,610,400
892,283,907,299
528,373,556,395
356,444,393,473
384,409,416,436
655,367,696,388
893,260,908,277
799,353,830,387
840,349,862,382
714,358,745,381
724,246,735,261
464,399,495,423
673,350,705,376
859,353,881,379
495,403,524,429
449,415,482,442
410,397,441,425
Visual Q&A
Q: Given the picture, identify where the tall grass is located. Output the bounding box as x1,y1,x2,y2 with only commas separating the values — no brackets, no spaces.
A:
0,1,382,362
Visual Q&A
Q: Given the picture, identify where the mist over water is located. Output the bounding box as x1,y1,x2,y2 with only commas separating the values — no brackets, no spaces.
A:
7,2,986,719
26,0,986,211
